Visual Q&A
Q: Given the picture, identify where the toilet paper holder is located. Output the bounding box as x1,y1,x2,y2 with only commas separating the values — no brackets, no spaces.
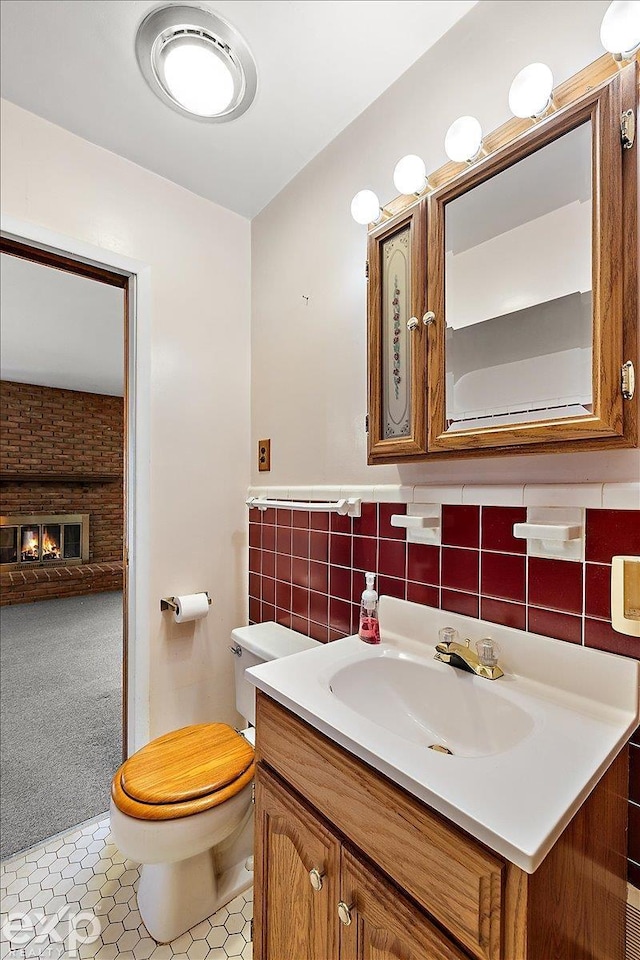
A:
160,592,212,612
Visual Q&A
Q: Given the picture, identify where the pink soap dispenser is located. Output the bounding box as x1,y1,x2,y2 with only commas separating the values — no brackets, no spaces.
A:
358,572,380,644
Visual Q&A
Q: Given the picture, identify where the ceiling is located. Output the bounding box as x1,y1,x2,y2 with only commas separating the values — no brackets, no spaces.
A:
0,0,477,218
0,254,125,396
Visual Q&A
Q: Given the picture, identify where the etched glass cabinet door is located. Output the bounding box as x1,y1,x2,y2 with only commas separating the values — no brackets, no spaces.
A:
367,203,427,461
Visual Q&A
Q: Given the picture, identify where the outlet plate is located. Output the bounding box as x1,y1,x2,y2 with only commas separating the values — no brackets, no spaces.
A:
258,439,271,472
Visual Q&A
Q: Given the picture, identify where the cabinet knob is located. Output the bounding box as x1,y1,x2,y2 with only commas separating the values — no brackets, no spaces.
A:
423,311,436,326
407,316,419,331
337,901,354,926
309,868,325,892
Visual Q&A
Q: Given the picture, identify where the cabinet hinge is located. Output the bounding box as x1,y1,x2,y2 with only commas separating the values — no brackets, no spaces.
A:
621,109,635,149
365,259,369,280
250,920,254,941
365,415,369,433
622,360,635,400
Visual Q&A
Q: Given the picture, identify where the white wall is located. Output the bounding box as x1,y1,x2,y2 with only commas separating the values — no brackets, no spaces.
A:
1,252,125,395
251,0,639,486
1,98,251,740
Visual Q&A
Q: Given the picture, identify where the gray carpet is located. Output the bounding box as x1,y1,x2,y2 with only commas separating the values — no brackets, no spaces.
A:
0,591,123,859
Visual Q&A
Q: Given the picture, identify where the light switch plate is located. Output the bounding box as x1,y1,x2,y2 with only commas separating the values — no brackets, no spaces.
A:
258,439,271,472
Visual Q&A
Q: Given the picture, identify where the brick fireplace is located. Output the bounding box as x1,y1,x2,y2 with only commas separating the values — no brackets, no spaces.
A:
0,380,124,605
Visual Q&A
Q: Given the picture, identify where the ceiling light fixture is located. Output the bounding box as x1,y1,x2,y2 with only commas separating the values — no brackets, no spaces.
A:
136,5,257,122
600,0,640,60
508,63,555,119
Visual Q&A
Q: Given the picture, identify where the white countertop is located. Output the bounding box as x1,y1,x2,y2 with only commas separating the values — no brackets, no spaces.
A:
247,596,639,873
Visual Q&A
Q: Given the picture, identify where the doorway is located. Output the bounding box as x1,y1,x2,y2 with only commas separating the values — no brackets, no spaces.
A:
0,237,130,859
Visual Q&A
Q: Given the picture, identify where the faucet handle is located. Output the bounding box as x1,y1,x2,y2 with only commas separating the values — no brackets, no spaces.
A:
476,638,500,668
438,626,459,647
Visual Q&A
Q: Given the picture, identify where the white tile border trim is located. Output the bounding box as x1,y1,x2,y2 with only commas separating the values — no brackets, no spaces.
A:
247,482,639,510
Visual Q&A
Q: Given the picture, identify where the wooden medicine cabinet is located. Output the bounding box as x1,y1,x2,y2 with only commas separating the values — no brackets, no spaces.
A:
366,57,638,463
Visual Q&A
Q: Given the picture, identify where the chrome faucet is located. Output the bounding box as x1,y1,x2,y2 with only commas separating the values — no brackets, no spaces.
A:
434,627,504,680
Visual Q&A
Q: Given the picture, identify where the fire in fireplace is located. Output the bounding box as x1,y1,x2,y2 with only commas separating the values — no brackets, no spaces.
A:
1,514,89,569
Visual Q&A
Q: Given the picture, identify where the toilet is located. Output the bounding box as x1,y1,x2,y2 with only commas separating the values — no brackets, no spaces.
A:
109,622,319,943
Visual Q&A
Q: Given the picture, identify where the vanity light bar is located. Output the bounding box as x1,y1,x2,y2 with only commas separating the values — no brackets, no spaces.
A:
350,2,638,225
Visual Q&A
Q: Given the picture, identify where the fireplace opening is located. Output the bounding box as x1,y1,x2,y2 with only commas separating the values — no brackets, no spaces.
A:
1,515,89,569
21,526,40,562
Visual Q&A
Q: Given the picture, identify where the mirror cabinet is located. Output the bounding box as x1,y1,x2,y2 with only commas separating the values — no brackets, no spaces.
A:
366,57,638,463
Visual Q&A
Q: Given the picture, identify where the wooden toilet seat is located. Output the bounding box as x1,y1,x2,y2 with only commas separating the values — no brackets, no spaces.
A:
111,723,255,821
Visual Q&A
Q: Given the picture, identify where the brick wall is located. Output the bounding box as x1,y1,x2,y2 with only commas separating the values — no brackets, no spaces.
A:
247,499,640,880
0,381,124,603
1,380,123,476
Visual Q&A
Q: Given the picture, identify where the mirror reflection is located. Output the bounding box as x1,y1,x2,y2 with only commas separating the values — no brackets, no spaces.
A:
444,121,592,431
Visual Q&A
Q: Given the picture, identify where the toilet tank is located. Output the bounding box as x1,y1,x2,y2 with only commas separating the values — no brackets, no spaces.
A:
231,621,320,726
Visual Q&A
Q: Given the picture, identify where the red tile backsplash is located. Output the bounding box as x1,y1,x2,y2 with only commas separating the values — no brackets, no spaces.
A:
584,563,611,620
586,509,640,563
378,539,407,580
481,552,526,603
528,557,582,615
585,617,640,659
310,531,329,562
379,503,405,540
248,498,639,882
528,606,582,645
441,546,479,593
442,504,480,548
481,597,526,631
481,506,527,554
407,581,439,607
407,543,440,585
442,588,479,618
352,535,376,572
354,502,378,538
330,533,352,568
262,523,276,552
330,565,352,601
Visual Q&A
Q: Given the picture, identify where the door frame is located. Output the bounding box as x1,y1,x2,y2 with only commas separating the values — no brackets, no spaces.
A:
1,213,151,756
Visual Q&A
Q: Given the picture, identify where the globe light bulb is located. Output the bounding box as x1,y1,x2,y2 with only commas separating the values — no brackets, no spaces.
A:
508,63,554,119
393,155,428,195
444,116,484,164
351,190,381,225
600,0,640,59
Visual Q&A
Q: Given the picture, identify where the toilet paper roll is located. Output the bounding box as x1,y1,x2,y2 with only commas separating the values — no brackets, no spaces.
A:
174,593,210,623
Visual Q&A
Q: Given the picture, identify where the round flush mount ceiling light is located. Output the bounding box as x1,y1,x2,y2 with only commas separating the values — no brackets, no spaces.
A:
508,63,554,119
600,0,640,60
136,5,257,121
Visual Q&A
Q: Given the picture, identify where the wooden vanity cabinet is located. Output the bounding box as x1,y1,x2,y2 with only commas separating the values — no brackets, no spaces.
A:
255,766,467,960
254,691,628,960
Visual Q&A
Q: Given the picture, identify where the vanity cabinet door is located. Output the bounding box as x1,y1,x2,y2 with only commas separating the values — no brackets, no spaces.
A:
254,765,341,960
367,203,428,462
339,849,468,960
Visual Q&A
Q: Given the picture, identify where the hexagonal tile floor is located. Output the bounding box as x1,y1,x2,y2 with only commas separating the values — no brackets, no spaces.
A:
0,815,252,959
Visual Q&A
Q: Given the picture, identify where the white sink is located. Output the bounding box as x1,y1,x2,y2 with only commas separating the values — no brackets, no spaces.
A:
247,596,639,872
327,653,534,758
